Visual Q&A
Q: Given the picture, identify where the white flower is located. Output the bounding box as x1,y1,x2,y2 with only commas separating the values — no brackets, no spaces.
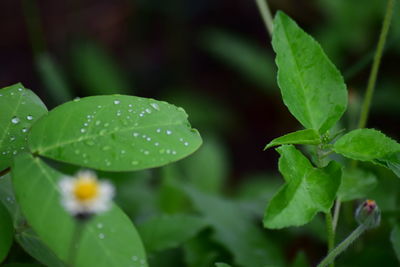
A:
59,170,114,217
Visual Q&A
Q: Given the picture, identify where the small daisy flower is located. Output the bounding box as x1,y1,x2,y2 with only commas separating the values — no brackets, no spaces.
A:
59,170,114,219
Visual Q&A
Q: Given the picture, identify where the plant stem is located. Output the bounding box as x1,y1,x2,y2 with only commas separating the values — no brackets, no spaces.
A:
325,212,335,267
332,199,341,231
317,224,367,267
357,0,395,129
255,0,274,37
68,221,86,267
21,0,46,57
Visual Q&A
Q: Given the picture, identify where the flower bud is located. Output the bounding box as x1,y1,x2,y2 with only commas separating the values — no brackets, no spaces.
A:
355,199,381,229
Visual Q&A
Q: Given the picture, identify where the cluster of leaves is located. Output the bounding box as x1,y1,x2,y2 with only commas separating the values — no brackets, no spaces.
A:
0,83,204,266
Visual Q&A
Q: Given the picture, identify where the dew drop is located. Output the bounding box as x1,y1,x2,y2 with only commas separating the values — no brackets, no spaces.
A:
98,233,105,239
145,108,151,114
104,123,110,127
11,117,20,124
114,100,120,105
95,120,101,126
13,150,18,155
10,136,15,142
80,128,86,133
154,142,159,146
166,130,172,135
150,103,160,110
26,115,33,120
133,132,139,137
21,128,28,133
83,122,88,127
184,142,189,146
121,150,126,154
146,137,151,141
18,88,23,92
73,97,81,102
131,160,139,165
97,223,103,229
143,150,150,155
156,128,161,133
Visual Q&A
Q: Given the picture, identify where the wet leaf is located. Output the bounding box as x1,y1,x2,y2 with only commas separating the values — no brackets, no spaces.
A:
28,95,202,171
12,153,148,267
0,83,48,171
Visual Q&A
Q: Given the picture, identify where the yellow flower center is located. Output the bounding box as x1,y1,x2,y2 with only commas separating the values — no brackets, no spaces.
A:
74,178,99,201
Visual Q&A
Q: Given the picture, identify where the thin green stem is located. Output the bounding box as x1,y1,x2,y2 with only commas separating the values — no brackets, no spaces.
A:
357,0,395,129
332,199,341,232
68,221,86,267
325,212,335,267
317,224,367,267
255,0,274,37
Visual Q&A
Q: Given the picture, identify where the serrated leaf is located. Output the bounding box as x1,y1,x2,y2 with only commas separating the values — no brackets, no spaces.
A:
338,167,377,201
138,214,207,253
333,129,400,169
184,186,283,267
272,11,347,133
0,201,13,263
264,145,341,229
391,225,400,262
28,95,202,171
12,153,147,267
0,83,48,171
265,129,321,149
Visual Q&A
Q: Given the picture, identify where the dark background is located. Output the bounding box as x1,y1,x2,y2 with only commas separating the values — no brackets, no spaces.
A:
1,0,400,182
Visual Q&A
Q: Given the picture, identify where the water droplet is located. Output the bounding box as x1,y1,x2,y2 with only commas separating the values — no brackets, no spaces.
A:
150,103,160,110
102,146,111,151
143,150,149,155
145,108,151,114
128,104,133,108
114,100,120,105
166,149,171,154
179,138,184,142
131,160,139,165
184,142,189,146
10,136,15,142
73,97,81,102
18,88,23,92
97,223,103,229
21,128,28,133
85,140,95,146
166,130,172,135
83,122,88,127
133,132,139,137
146,137,151,141
95,120,101,126
80,128,86,133
97,105,102,108
156,128,161,133
139,113,144,117
121,150,126,154
13,150,18,155
26,115,33,120
105,161,111,166
11,117,20,124
104,123,110,127
98,233,105,239
172,150,177,155
154,142,159,146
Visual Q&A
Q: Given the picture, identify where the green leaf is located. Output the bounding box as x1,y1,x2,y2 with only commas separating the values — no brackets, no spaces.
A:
183,234,221,267
291,251,309,267
184,186,283,267
0,83,48,171
138,214,207,253
0,175,64,266
338,167,377,202
374,151,400,178
272,11,347,133
16,229,65,267
12,153,147,267
28,95,202,171
180,136,229,193
333,129,400,166
391,225,400,262
265,129,321,149
215,263,232,267
0,201,13,263
264,145,341,229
